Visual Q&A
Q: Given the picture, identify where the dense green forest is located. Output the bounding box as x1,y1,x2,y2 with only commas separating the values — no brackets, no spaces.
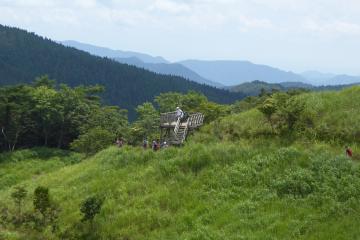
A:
0,82,359,239
0,25,245,119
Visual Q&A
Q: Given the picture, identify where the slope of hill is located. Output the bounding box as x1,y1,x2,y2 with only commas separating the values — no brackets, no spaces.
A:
0,142,359,239
0,25,244,119
202,86,360,144
61,40,168,64
1,87,360,239
179,60,307,86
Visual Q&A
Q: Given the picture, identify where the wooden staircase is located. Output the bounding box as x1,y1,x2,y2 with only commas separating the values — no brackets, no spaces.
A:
172,119,189,144
160,112,204,145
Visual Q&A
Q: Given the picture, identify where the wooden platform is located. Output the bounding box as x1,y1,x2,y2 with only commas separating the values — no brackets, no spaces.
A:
160,111,205,145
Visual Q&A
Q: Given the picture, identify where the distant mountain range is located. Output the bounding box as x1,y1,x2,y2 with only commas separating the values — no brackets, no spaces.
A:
179,60,307,86
61,41,222,87
61,40,360,88
0,25,244,120
61,40,168,64
113,57,223,87
300,71,360,86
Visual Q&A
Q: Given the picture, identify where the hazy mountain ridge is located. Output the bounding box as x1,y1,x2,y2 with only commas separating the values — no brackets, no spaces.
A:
61,40,168,64
114,57,223,87
62,40,222,87
179,59,307,86
301,71,360,86
61,41,360,88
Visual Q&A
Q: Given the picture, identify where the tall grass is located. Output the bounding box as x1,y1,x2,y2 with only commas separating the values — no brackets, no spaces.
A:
0,141,359,239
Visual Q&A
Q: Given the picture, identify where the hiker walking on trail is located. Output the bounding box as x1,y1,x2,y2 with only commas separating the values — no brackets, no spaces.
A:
161,141,169,149
176,107,184,120
143,138,148,149
116,138,124,148
346,146,353,158
152,140,160,151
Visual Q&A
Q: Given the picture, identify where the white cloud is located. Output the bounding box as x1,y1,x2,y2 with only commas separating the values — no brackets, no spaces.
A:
149,0,191,14
0,0,360,74
303,19,360,36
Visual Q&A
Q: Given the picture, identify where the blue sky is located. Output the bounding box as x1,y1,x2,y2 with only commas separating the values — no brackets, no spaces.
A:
1,0,360,75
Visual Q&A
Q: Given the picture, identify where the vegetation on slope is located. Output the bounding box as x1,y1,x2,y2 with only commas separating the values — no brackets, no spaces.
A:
0,83,359,239
0,141,359,239
203,86,360,145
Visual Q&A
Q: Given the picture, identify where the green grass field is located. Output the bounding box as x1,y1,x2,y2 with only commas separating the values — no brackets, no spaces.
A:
1,87,359,239
0,141,359,239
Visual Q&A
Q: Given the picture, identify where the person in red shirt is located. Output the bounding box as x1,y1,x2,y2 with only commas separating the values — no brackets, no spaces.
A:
345,146,353,158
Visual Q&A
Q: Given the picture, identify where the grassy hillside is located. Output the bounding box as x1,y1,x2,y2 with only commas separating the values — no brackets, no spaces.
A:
0,141,360,239
1,87,360,239
201,86,360,145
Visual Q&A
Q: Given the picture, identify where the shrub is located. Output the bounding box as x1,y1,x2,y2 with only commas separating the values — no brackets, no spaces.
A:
80,196,104,223
274,169,316,198
11,186,27,224
33,186,51,217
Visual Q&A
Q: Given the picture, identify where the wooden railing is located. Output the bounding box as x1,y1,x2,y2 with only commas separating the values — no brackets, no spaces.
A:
173,117,181,135
160,111,204,129
188,113,204,128
160,111,178,125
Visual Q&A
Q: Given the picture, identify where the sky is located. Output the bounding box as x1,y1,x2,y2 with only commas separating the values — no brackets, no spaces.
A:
1,0,360,75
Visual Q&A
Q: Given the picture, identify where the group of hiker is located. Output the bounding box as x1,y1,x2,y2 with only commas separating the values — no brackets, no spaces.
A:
115,137,169,150
142,139,169,151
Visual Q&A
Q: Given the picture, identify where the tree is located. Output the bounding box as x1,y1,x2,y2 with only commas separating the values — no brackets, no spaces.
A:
131,102,159,144
0,85,35,151
33,75,56,88
70,127,115,156
181,91,208,111
155,92,182,113
32,85,60,146
258,97,277,130
81,106,129,140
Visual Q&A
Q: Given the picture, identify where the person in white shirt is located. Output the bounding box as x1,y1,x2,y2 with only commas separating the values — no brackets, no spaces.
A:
176,107,184,120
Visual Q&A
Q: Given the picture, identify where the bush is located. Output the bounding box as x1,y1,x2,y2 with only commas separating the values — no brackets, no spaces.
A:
274,169,316,198
33,186,51,217
11,186,27,224
80,196,104,223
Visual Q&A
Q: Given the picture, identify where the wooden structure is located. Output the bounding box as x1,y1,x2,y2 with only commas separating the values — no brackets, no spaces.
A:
160,111,204,145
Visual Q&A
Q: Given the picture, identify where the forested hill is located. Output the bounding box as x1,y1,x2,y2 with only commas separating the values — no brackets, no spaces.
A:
0,25,245,119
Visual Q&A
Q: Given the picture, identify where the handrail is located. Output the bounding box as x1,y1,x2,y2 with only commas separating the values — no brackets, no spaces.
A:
160,111,178,124
188,113,204,128
173,117,181,135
